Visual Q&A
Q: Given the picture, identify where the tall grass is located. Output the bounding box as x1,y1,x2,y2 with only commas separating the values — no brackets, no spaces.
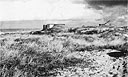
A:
0,28,127,77
0,35,88,77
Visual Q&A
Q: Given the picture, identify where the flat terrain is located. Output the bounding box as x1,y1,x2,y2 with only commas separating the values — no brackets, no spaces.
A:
0,26,128,77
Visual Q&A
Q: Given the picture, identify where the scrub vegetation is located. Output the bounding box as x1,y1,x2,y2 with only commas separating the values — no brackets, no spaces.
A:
0,26,128,77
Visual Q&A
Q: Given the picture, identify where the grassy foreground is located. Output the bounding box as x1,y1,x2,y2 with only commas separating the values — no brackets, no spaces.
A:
0,26,128,77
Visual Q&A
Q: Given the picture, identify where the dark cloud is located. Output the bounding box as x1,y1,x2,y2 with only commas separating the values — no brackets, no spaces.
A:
72,0,128,26
86,0,128,9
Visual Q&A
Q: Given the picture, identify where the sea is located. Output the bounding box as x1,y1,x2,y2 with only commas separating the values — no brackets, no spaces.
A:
0,28,39,34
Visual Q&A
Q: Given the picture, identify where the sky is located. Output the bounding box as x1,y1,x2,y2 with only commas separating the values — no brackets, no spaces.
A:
0,0,103,21
0,0,127,28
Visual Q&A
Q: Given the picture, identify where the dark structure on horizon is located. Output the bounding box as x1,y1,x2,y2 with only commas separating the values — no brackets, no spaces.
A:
42,24,65,31
99,20,111,27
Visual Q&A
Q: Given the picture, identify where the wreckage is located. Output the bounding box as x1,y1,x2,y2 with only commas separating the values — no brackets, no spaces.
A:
99,20,111,27
30,24,65,34
71,20,114,34
41,24,65,31
30,20,127,36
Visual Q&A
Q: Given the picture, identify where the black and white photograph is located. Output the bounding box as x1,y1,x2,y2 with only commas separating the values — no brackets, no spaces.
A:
0,0,128,77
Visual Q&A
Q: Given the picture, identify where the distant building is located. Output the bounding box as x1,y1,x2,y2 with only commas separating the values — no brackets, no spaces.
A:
42,24,65,31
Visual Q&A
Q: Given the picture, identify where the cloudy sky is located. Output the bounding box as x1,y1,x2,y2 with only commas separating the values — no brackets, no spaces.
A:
0,0,104,21
0,0,127,28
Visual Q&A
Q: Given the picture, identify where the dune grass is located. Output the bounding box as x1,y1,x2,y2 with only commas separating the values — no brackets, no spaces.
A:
0,27,127,77
0,34,88,77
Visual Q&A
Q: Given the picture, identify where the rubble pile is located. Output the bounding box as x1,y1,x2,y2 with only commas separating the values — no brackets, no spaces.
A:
56,50,128,77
